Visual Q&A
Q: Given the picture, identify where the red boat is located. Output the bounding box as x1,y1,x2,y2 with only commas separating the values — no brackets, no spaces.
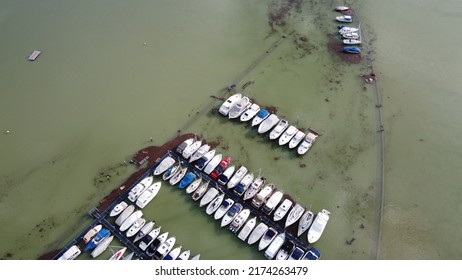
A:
209,156,231,180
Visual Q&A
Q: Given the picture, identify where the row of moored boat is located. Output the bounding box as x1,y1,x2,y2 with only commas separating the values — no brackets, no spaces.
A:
335,6,362,54
218,93,319,155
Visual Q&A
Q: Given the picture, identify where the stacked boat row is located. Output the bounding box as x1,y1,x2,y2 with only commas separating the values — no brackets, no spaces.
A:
151,138,331,259
334,6,362,54
217,93,319,155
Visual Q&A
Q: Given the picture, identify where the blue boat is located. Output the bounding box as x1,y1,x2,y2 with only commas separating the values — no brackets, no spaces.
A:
303,247,321,260
178,172,196,189
343,47,361,54
84,228,110,252
251,109,270,127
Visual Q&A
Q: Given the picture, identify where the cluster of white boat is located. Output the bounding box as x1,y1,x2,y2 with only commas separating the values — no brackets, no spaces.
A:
334,6,362,54
217,93,319,155
147,138,332,260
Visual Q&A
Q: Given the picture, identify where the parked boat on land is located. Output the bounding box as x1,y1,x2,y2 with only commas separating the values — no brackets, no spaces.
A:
240,103,260,122
162,163,181,181
303,247,321,260
176,138,194,154
237,216,257,241
145,232,168,257
139,226,161,251
169,166,188,186
83,224,102,244
209,156,231,180
205,193,225,215
109,247,127,260
136,181,161,208
133,221,155,243
109,202,128,217
182,140,202,159
126,218,146,238
128,176,153,202
227,166,247,189
91,235,114,258
288,246,305,260
120,210,143,232
276,240,295,260
261,190,283,215
285,203,304,228
194,149,216,170
258,114,280,134
273,199,293,222
264,233,285,259
279,125,298,145
243,176,265,200
219,93,242,116
178,172,197,189
185,177,203,194
221,203,243,227
343,46,361,54
192,180,209,201
247,222,268,245
297,132,319,155
189,144,211,163
307,209,331,243
214,198,234,220
153,236,176,260
269,119,289,140
177,249,190,260
217,165,235,185
251,108,270,126
153,156,176,176
228,96,251,119
115,205,135,226
58,245,81,260
297,210,314,237
258,227,278,251
199,187,220,207
251,183,275,209
336,15,352,23
203,154,222,174
163,246,182,260
233,172,254,196
229,208,250,233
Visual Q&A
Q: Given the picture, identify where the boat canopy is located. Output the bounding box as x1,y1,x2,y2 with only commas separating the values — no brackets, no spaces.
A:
256,109,269,118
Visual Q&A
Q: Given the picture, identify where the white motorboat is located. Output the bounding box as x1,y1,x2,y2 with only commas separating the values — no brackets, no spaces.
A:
162,163,181,181
120,210,143,232
153,156,176,176
285,203,304,228
336,15,352,23
139,226,161,251
278,125,298,145
297,132,318,155
335,6,350,11
240,103,260,122
169,166,188,186
229,208,250,233
227,165,247,189
339,26,359,34
276,240,295,260
133,221,155,243
297,210,314,237
163,246,182,260
233,172,254,196
237,216,257,241
109,247,127,260
273,199,293,222
219,93,242,116
82,224,102,244
194,149,216,170
258,114,280,134
288,131,305,149
145,232,168,258
243,176,265,200
258,227,278,251
228,96,251,119
115,205,135,226
199,187,220,207
128,176,153,202
176,138,194,154
251,183,275,209
342,32,360,39
91,235,114,258
220,203,243,227
185,177,203,194
251,108,270,127
217,165,235,185
343,38,362,45
109,201,128,217
307,209,331,243
58,245,81,260
247,222,269,245
154,236,176,260
182,140,202,159
214,198,234,220
190,254,201,260
203,153,222,174
126,218,146,238
269,119,289,140
205,193,225,215
264,233,285,259
136,181,161,208
261,190,283,215
177,249,190,260
192,181,209,201
189,144,211,163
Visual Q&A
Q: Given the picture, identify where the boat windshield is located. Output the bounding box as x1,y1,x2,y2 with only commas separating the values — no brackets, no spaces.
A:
256,109,269,118
265,230,277,238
